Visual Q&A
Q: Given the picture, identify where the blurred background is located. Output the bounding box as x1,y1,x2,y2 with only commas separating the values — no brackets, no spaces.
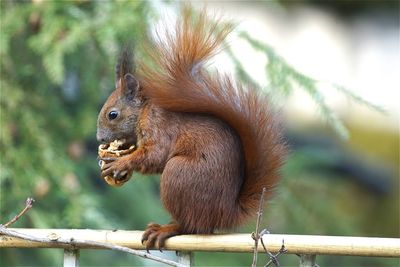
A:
0,1,398,266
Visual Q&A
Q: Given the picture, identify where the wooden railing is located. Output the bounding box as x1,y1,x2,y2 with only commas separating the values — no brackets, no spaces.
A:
1,228,399,266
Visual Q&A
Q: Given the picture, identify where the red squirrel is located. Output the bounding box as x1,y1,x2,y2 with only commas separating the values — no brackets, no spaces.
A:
97,7,286,249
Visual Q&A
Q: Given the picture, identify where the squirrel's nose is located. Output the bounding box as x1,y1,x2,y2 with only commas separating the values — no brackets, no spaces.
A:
96,131,106,143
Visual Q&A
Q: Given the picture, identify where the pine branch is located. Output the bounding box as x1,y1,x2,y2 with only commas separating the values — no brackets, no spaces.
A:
237,31,384,139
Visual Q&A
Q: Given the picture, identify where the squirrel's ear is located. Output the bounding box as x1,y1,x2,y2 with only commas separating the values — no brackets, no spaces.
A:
122,73,139,101
115,46,134,88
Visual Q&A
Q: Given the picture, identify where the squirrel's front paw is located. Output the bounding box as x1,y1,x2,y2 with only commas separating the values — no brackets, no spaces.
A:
101,155,133,180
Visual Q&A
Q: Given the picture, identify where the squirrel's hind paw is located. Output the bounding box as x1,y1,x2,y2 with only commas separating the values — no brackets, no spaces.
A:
141,222,181,251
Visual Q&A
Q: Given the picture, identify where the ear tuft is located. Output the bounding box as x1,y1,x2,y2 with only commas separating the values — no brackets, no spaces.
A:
115,45,134,87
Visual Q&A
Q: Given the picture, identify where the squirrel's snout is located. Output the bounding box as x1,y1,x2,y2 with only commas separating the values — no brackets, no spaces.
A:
96,130,108,143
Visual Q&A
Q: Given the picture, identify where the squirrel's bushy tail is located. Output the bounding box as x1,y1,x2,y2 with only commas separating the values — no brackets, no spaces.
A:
139,6,286,225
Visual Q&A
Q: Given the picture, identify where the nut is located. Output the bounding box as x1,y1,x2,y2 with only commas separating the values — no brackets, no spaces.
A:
98,140,135,187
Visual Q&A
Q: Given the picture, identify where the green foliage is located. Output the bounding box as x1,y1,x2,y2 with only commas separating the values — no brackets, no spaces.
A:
0,1,397,267
233,32,385,139
0,1,157,265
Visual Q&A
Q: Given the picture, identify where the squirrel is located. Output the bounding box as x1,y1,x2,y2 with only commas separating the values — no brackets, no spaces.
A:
97,6,286,250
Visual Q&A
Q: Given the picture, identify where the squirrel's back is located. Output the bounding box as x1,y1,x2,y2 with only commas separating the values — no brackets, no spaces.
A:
138,6,286,229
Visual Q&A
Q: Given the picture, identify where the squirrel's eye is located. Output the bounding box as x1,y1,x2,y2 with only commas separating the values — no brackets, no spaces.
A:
108,110,118,120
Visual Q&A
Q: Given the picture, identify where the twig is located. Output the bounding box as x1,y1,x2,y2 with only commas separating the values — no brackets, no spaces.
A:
251,187,267,267
262,239,287,267
249,187,287,267
3,198,35,227
0,226,184,267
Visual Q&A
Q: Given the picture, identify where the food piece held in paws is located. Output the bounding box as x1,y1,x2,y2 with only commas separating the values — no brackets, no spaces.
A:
98,139,135,187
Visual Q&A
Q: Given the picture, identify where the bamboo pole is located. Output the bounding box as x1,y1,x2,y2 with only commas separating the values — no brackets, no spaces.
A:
1,228,399,257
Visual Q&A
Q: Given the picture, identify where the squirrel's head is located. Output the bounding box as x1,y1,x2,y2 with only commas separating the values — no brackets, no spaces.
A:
96,47,142,145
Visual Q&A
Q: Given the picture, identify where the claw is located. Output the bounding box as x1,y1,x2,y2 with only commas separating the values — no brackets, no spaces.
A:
100,157,117,162
141,222,181,251
100,154,133,179
101,165,113,178
145,232,158,250
142,223,160,244
101,162,111,171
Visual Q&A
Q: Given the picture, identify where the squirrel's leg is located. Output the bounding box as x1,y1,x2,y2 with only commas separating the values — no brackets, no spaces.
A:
159,149,242,234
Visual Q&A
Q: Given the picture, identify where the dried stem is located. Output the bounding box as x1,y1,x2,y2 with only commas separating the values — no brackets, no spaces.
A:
262,239,287,267
251,187,267,267
3,197,35,228
1,198,184,267
0,226,184,267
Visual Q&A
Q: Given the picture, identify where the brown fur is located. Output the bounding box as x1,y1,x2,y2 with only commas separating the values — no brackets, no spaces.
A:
97,6,286,249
